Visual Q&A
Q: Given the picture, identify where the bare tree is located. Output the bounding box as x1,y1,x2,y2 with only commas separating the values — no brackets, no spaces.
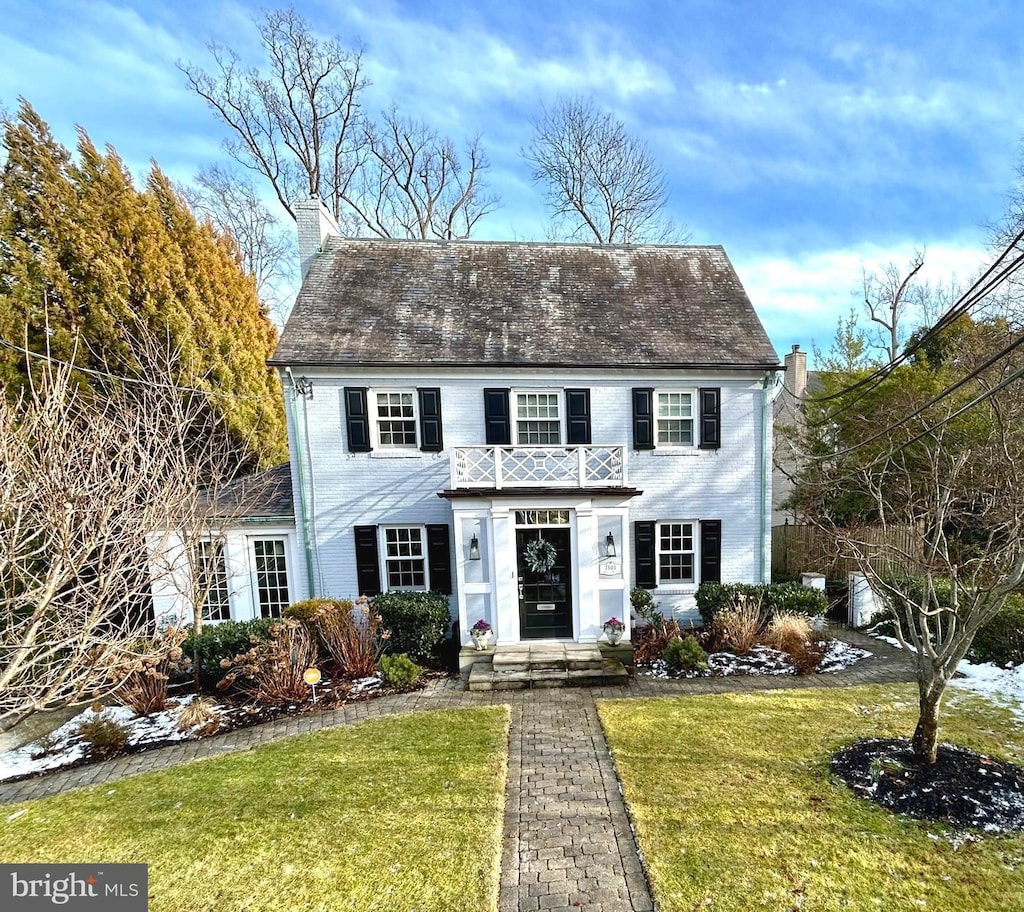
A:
345,109,499,240
522,95,685,244
179,7,368,223
181,7,498,240
795,319,1024,763
861,251,926,363
183,165,295,321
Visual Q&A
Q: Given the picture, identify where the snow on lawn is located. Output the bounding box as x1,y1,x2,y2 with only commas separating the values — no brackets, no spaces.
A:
0,696,222,784
866,629,1024,723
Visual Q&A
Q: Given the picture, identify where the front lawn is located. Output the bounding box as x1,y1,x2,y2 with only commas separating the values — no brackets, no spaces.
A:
598,685,1024,912
0,707,509,912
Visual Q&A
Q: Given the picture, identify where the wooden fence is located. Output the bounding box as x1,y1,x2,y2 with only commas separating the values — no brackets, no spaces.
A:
772,522,922,581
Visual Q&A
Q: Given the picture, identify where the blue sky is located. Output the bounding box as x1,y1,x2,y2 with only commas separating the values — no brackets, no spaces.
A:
2,0,1022,362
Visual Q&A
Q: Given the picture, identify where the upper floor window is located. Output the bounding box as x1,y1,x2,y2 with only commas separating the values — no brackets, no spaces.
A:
656,391,694,447
382,526,428,590
375,391,418,448
658,521,695,583
515,390,561,445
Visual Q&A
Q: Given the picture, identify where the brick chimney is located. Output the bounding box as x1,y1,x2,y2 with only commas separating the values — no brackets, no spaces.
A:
784,344,808,398
294,197,340,281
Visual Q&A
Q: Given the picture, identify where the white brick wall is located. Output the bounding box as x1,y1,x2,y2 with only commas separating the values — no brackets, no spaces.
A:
283,367,773,625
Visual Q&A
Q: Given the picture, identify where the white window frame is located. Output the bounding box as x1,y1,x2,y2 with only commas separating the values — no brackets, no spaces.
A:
197,538,231,622
513,389,564,446
250,536,290,618
655,389,696,449
380,525,430,592
372,388,419,449
656,520,698,585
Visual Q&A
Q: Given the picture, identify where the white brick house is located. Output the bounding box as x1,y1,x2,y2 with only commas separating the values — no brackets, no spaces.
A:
156,200,782,647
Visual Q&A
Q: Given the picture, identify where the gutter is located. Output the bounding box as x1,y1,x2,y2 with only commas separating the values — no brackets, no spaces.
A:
284,367,317,599
761,371,784,583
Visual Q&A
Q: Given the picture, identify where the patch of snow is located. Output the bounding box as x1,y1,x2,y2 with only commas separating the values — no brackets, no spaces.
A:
949,661,1024,722
640,640,871,679
350,675,381,694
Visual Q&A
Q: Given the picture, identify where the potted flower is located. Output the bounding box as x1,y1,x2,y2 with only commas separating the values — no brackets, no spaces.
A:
470,618,493,650
602,616,626,646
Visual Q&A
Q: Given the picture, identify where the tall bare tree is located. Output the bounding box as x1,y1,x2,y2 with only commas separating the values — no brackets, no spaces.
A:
183,165,295,321
522,95,684,244
861,251,926,363
347,109,498,240
180,7,497,240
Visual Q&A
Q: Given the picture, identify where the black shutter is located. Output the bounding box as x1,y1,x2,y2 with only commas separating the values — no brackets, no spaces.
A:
635,521,657,589
344,388,372,453
354,525,381,596
418,388,444,452
484,388,511,445
565,388,591,445
699,387,721,450
700,520,722,583
425,524,453,595
632,388,655,450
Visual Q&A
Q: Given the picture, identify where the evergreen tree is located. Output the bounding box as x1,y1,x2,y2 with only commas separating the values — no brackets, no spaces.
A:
0,99,286,465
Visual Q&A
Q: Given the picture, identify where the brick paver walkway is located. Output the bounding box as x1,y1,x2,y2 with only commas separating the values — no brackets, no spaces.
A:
0,630,915,911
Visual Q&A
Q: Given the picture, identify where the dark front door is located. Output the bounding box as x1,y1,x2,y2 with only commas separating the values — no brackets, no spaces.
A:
517,528,573,639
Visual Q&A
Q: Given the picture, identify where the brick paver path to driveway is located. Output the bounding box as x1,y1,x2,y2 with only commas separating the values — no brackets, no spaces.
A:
0,630,914,912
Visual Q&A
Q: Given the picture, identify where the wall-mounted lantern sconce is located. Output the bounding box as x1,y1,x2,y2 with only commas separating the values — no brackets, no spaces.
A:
294,377,314,400
605,532,617,558
469,533,481,561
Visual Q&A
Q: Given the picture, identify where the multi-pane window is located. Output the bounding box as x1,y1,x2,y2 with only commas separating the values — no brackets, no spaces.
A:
514,509,570,525
516,392,561,445
656,392,694,446
252,538,289,618
376,391,417,447
658,522,695,583
197,540,230,622
384,526,427,590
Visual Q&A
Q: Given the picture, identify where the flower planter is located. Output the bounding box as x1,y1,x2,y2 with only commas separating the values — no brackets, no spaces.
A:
470,630,493,651
603,626,624,646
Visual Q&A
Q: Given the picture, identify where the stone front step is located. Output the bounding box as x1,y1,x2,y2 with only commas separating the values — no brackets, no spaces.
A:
467,643,630,691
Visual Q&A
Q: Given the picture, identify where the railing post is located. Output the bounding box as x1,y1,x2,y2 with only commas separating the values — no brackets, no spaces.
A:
619,446,627,485
578,447,587,486
493,446,503,490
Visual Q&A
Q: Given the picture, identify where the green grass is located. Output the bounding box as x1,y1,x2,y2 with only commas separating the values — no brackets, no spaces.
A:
0,707,509,912
598,685,1024,912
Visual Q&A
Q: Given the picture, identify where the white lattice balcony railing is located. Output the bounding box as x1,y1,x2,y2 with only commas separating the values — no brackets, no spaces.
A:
451,445,627,489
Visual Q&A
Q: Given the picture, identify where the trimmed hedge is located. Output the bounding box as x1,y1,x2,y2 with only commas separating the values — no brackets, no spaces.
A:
695,582,828,627
182,618,277,689
371,590,452,664
971,594,1024,667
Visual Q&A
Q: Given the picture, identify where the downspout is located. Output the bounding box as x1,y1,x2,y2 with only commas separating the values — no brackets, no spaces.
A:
285,367,316,598
761,371,783,583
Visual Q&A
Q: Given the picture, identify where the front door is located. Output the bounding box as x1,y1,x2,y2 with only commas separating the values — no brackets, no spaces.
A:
516,528,572,639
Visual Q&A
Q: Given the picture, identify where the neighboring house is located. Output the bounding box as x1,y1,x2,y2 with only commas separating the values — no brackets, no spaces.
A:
772,344,811,526
156,199,782,646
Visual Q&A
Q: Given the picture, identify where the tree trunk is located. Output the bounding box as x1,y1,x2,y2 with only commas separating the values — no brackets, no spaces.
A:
911,686,942,764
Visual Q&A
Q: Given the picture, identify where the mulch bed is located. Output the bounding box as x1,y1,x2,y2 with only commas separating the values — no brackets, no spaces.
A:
831,737,1024,834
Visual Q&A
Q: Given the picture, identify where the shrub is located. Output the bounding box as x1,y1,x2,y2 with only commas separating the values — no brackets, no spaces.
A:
283,599,334,622
764,611,814,655
378,653,421,688
75,714,131,759
695,582,827,627
789,639,827,675
116,627,190,715
176,697,222,735
631,587,663,631
182,618,277,689
218,618,318,705
709,595,764,654
663,635,708,674
972,594,1024,667
313,596,388,679
371,590,451,664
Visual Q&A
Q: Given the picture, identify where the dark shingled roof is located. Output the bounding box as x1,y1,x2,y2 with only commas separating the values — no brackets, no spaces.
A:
204,462,294,521
272,239,780,369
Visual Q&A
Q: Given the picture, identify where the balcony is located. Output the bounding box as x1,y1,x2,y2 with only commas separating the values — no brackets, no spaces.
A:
451,445,627,490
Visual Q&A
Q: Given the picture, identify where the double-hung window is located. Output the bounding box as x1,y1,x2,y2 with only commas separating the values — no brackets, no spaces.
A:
197,540,230,622
382,526,428,590
375,391,418,448
657,521,696,584
656,391,694,447
515,391,562,445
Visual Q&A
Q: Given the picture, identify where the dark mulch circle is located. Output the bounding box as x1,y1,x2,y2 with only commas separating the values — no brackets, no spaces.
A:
831,737,1024,834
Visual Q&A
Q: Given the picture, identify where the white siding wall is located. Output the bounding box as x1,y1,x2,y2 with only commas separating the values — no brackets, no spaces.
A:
283,367,772,628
